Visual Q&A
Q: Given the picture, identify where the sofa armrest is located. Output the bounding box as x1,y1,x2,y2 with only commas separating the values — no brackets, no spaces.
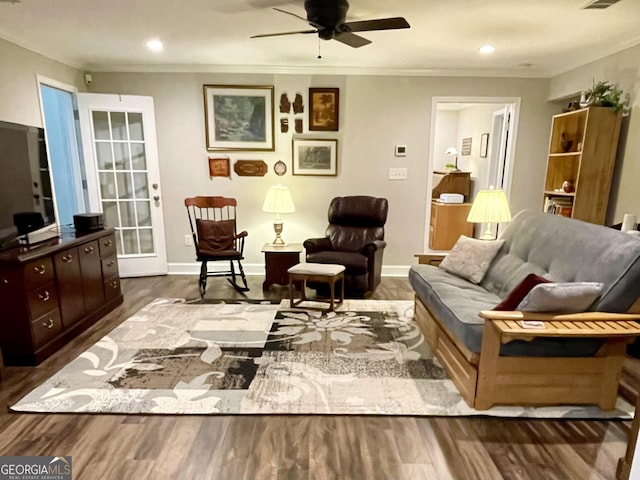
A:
304,237,332,254
479,310,640,322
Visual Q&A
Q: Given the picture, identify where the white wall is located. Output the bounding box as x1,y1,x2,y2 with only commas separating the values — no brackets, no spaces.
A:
456,104,505,197
433,110,458,171
0,37,555,273
0,38,82,127
549,43,640,225
85,72,553,272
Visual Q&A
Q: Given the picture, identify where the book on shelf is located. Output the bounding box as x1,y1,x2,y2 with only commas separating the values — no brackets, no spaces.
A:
544,196,573,218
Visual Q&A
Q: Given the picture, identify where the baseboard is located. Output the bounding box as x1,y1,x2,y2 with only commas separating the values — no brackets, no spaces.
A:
168,262,411,277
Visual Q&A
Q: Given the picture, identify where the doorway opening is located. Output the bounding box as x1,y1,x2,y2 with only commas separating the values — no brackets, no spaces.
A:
424,96,520,252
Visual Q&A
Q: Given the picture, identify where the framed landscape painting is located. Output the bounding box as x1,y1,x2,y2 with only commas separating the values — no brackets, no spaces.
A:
204,85,274,151
309,88,339,131
292,138,338,176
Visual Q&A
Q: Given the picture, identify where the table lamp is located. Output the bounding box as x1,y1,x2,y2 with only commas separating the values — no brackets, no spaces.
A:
262,184,295,245
467,186,511,240
445,147,459,171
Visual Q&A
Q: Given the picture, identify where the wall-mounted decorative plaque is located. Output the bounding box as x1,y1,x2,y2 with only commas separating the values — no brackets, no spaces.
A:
233,160,268,176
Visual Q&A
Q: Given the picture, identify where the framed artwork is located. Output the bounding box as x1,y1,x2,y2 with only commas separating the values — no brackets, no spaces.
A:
461,137,472,156
208,157,230,177
292,138,338,176
480,133,489,158
309,88,339,131
203,85,274,151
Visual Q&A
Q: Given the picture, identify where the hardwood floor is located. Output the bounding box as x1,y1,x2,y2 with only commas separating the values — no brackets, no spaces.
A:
0,275,635,480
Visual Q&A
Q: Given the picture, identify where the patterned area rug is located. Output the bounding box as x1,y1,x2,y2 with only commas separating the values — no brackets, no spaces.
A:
11,298,634,418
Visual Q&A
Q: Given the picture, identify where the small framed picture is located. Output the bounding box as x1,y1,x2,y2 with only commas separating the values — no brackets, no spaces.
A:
480,133,490,158
309,88,339,131
292,138,338,176
461,137,472,156
208,157,230,177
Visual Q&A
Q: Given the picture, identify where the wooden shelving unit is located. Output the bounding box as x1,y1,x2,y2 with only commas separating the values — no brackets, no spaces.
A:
542,106,622,224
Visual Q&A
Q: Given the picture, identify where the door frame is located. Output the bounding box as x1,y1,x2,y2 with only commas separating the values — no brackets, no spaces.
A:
424,96,521,252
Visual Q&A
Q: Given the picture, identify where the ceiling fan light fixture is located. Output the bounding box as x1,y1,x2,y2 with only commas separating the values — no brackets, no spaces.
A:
479,44,495,54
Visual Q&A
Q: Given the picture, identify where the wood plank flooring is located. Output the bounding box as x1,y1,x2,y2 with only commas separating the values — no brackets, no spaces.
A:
0,275,636,480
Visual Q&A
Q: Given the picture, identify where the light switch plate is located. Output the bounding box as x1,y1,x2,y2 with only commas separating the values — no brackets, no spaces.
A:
389,167,408,180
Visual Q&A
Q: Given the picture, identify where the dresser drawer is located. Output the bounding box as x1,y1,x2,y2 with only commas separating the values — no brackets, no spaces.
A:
101,255,118,279
31,308,62,348
24,258,54,289
27,283,59,320
104,277,121,302
99,234,117,258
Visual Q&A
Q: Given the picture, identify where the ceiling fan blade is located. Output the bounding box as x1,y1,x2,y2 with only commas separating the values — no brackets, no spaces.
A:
342,17,410,33
334,31,372,48
273,7,323,29
251,29,318,39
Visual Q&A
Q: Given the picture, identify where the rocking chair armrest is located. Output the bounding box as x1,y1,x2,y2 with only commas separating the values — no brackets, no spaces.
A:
235,230,248,239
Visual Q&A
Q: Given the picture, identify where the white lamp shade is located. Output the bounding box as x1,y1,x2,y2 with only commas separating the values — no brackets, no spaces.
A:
445,147,458,156
262,185,295,214
467,188,511,224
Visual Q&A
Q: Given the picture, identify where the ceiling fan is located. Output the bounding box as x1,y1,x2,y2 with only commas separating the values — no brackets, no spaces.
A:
250,0,410,48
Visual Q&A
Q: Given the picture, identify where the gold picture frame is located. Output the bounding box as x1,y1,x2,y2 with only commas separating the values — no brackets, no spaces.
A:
292,138,338,176
203,85,274,151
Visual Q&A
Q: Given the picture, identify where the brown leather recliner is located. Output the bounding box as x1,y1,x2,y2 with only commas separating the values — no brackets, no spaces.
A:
303,196,388,297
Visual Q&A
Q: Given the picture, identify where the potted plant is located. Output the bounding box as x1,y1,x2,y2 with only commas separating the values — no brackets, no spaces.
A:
580,80,628,113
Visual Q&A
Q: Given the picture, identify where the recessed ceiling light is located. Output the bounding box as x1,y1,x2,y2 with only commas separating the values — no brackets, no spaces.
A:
479,45,495,54
146,39,164,52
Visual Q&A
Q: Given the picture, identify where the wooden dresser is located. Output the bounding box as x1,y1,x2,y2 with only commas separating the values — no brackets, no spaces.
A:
429,201,474,250
0,228,122,365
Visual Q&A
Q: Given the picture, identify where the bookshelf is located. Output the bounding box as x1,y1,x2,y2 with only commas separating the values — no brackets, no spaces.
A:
542,106,622,224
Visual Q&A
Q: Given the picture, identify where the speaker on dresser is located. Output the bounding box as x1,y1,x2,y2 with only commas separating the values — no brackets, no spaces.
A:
13,212,44,235
73,213,104,232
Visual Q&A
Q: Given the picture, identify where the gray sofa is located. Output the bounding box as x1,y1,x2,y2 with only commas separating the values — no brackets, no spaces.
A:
410,210,640,410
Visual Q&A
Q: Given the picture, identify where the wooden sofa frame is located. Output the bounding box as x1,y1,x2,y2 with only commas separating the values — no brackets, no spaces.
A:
414,295,640,410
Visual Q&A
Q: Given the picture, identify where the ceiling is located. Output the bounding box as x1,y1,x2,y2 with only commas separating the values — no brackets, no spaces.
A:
1,0,639,77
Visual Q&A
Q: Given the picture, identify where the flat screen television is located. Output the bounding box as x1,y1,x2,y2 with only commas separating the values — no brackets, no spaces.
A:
0,119,57,250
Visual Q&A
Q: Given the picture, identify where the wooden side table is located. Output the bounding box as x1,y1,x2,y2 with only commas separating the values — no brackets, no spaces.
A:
261,243,303,291
415,253,447,267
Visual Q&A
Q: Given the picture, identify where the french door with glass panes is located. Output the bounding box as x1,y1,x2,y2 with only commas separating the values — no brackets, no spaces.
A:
77,94,167,277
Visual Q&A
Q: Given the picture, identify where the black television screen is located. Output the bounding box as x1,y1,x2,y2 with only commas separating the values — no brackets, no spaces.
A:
0,120,56,248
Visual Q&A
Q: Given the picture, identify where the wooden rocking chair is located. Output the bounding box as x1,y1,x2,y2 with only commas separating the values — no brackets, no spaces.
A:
184,196,249,296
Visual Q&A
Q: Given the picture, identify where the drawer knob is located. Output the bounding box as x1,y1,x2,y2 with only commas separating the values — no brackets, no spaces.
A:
42,318,54,329
62,254,73,263
84,246,94,254
104,239,113,247
38,291,50,302
107,260,115,267
110,280,118,289
33,264,47,275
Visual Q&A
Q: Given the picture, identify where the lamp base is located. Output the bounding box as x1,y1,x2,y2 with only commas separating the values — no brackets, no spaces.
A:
479,224,496,241
272,221,286,246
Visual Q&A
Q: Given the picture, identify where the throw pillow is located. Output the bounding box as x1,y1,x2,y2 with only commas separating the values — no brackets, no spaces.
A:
516,282,604,313
196,219,236,254
439,235,504,284
493,273,551,311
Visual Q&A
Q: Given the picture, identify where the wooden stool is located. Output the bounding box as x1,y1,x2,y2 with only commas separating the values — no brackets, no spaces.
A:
287,263,345,312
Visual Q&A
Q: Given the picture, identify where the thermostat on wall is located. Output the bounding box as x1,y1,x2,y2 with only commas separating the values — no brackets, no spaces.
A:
395,145,407,157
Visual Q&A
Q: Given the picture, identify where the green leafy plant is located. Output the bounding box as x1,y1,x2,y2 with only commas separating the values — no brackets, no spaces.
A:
581,80,628,113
